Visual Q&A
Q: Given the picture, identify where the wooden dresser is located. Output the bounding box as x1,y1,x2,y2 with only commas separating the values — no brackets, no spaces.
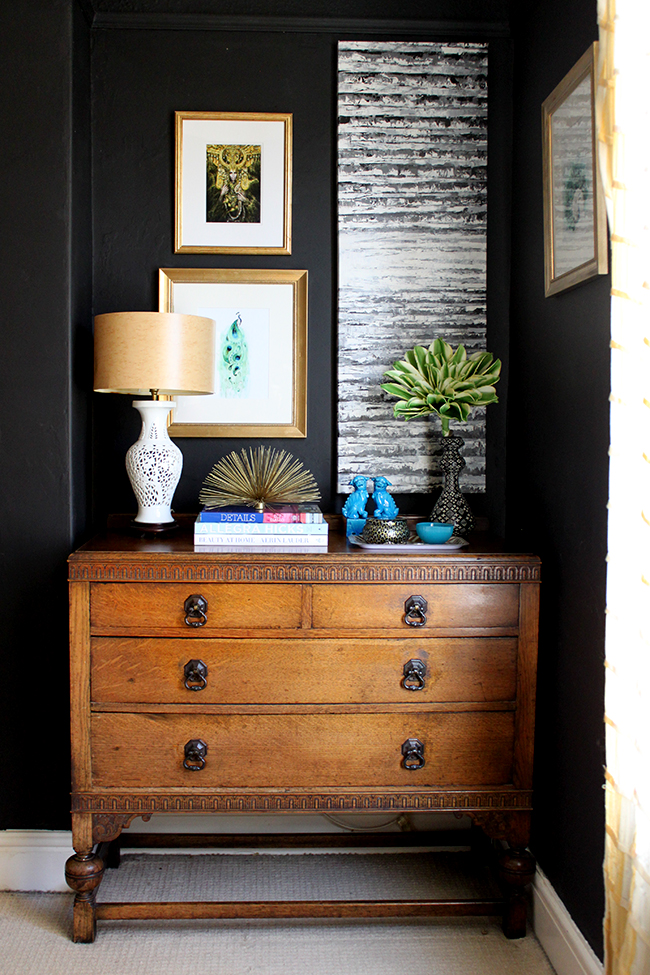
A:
66,519,540,942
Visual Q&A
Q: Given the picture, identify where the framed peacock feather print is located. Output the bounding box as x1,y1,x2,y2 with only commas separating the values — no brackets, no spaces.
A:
159,268,307,438
174,111,292,254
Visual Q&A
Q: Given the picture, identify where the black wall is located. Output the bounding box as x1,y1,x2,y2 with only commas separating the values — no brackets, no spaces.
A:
91,26,337,518
508,0,608,958
90,20,513,527
0,0,91,829
1,0,608,958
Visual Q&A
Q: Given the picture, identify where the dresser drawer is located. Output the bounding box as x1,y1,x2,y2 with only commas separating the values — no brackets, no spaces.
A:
90,711,515,789
91,636,518,705
90,583,303,633
311,584,519,631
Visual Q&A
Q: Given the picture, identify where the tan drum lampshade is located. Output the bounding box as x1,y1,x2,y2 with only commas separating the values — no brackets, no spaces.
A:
94,312,215,396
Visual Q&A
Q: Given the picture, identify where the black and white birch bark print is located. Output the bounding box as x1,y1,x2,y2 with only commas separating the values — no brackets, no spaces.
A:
338,41,488,494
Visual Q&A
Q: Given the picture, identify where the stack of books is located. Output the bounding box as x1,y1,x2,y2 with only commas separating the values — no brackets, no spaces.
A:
194,504,328,552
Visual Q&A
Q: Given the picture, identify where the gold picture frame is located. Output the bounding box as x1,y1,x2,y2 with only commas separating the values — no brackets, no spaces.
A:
175,111,292,254
159,268,307,438
542,43,608,296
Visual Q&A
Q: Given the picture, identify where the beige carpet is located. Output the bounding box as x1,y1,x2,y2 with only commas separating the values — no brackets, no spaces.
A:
97,851,502,901
0,853,557,975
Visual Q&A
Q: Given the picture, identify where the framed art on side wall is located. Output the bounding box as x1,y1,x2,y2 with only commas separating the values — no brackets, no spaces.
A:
542,43,608,296
175,111,292,254
159,268,307,438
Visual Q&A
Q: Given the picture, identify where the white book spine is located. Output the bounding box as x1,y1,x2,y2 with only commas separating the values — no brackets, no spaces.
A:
194,522,328,535
194,545,328,554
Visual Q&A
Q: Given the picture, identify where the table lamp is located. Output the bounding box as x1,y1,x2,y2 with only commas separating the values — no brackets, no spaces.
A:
94,311,216,533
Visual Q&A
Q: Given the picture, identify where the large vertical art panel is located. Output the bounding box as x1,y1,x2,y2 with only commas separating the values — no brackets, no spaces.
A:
338,41,488,494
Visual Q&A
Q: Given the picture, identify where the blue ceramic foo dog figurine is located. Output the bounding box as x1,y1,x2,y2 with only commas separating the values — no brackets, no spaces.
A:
371,476,399,519
342,475,369,535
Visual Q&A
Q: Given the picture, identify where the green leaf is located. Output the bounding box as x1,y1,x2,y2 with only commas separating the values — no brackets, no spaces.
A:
395,360,426,382
412,345,428,372
426,392,445,406
454,390,481,404
393,401,413,416
451,344,467,365
380,383,413,400
383,367,418,388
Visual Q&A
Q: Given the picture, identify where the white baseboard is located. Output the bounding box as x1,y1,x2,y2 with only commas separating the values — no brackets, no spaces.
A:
0,831,73,893
532,867,604,975
0,813,465,891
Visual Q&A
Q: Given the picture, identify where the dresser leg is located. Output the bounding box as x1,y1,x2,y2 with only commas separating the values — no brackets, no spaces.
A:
498,846,536,939
65,851,105,943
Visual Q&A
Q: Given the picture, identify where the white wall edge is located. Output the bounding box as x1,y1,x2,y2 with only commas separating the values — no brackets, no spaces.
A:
0,815,464,891
0,830,74,893
531,866,604,975
0,822,467,893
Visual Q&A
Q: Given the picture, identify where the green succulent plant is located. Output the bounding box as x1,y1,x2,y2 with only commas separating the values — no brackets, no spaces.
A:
380,338,501,436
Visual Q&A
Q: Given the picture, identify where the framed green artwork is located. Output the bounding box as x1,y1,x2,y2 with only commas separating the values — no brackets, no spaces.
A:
542,44,608,296
159,267,307,438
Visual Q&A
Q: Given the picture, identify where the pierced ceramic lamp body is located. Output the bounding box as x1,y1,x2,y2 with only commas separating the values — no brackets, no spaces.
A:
126,400,182,528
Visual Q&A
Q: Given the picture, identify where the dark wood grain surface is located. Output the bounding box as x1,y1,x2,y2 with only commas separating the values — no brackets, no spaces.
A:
66,519,540,942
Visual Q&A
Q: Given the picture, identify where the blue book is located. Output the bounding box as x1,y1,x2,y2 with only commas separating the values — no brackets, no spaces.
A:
197,505,323,524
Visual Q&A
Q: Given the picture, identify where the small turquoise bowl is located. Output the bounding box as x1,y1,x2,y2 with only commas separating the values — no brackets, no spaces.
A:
415,521,455,544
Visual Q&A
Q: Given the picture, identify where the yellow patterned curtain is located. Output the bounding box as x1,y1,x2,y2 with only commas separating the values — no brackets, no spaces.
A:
597,1,650,972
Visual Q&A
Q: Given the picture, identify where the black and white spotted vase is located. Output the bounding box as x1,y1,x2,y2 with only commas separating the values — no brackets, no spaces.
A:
430,434,475,535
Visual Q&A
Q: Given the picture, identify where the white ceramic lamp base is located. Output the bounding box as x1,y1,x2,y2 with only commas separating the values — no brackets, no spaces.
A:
125,400,182,532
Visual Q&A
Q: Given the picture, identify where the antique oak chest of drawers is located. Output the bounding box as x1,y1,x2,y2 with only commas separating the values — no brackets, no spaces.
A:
66,520,540,942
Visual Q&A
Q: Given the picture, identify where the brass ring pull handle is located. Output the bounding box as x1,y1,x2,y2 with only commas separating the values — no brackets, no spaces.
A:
401,738,426,770
184,594,208,628
183,739,208,771
402,659,426,691
404,595,428,627
183,659,208,691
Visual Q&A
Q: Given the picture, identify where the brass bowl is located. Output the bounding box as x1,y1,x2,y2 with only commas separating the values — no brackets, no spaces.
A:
360,517,410,544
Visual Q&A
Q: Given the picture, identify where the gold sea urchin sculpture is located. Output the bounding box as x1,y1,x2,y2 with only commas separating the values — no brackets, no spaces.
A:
199,447,321,511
